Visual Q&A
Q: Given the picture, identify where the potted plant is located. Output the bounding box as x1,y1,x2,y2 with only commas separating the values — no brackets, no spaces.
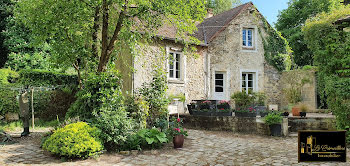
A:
235,107,256,117
192,109,212,116
281,106,290,117
292,104,301,116
264,112,283,136
213,108,232,116
259,110,269,117
187,102,196,115
167,118,188,149
299,103,308,117
199,100,211,110
217,100,230,109
231,91,255,110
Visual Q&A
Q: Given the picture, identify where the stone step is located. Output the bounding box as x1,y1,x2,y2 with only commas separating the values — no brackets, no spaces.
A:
289,132,298,137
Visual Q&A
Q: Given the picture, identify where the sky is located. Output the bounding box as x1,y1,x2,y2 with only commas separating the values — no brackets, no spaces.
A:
241,0,290,26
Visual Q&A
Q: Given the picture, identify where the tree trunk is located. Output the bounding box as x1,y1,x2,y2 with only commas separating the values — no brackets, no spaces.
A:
92,6,100,59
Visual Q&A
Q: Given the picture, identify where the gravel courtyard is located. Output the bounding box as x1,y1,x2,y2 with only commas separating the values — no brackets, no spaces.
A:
0,129,349,166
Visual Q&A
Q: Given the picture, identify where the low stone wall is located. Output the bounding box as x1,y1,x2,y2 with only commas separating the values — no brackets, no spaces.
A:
288,117,336,132
180,115,275,136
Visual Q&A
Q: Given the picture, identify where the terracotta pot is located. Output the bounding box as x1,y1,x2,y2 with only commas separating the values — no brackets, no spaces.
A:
173,135,185,149
292,107,301,116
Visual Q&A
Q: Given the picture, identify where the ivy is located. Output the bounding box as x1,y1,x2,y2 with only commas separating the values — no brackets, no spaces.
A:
253,11,292,71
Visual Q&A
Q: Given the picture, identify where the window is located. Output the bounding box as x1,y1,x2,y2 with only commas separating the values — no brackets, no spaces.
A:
168,52,181,79
241,73,255,93
215,73,224,92
242,29,253,47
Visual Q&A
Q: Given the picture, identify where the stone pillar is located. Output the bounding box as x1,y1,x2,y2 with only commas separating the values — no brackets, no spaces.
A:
19,91,30,136
282,118,289,137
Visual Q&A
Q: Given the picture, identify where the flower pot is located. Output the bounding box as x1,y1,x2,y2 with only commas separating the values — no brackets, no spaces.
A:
269,124,282,136
292,107,301,116
300,112,306,117
173,135,185,149
281,112,289,117
187,104,195,115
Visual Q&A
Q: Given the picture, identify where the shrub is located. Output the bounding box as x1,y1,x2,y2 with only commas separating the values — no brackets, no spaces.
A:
231,91,255,109
264,112,283,125
18,69,77,86
138,68,169,126
0,68,19,84
66,71,123,120
135,128,168,150
42,122,103,159
125,95,149,129
93,108,135,152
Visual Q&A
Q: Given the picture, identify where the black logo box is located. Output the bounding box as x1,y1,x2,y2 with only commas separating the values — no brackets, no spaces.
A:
298,130,347,162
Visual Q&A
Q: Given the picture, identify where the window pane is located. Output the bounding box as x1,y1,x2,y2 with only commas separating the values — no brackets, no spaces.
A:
248,74,253,80
215,80,223,86
170,70,174,78
215,74,223,79
215,87,223,92
242,30,246,46
242,81,246,88
242,74,246,81
176,62,179,70
176,54,180,61
248,81,253,88
176,70,180,78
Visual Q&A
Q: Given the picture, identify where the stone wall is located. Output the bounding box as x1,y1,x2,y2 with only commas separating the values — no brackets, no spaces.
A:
206,6,282,107
288,117,336,132
280,69,317,112
121,39,208,114
180,115,276,136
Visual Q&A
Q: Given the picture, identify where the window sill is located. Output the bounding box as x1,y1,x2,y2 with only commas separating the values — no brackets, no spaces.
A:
168,79,185,84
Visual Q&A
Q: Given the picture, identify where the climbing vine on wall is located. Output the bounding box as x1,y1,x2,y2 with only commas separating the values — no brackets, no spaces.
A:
253,11,293,72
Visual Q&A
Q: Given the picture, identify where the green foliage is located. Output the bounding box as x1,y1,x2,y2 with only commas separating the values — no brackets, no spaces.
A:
303,6,350,134
93,107,135,152
206,0,241,15
281,70,312,104
66,71,122,120
0,68,19,84
168,93,186,103
0,0,12,67
5,52,52,71
166,117,188,139
125,95,149,129
275,0,336,67
15,0,207,72
231,91,255,109
135,128,168,150
42,122,103,159
138,68,169,126
0,69,19,115
264,112,283,125
19,69,77,86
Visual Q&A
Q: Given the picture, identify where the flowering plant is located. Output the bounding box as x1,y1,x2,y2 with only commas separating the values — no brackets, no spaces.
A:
235,107,256,113
167,117,188,137
218,108,231,112
201,100,211,105
218,100,230,105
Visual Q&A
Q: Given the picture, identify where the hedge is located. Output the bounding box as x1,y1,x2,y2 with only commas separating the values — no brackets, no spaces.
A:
19,69,78,86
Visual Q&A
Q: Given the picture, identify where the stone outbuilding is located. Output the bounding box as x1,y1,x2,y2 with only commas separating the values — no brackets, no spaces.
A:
118,2,297,114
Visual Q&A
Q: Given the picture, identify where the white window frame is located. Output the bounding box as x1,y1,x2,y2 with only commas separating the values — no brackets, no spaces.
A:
167,47,184,81
242,28,254,48
240,70,258,94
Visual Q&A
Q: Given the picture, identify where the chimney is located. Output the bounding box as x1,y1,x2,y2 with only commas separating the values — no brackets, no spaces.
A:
206,8,214,19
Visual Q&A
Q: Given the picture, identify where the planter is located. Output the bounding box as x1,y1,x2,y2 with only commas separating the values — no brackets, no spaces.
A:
259,112,269,117
235,112,256,117
192,111,212,116
281,112,290,117
187,104,195,115
217,104,230,110
292,107,301,116
269,124,282,136
173,135,185,149
300,112,307,117
199,105,210,110
212,111,232,117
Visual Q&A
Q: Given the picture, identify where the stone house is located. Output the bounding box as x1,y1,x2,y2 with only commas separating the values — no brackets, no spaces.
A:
118,2,284,114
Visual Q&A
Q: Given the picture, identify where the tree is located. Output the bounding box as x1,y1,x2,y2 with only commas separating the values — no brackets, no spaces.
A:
0,0,11,67
15,0,206,74
275,0,339,67
206,0,241,15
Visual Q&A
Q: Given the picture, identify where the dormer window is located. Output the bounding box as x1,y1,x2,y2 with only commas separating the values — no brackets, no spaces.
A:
242,28,254,48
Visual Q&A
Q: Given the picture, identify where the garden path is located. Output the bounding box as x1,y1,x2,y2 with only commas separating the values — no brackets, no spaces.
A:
0,129,349,166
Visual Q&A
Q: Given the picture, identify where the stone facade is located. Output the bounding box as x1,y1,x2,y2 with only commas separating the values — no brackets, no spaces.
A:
118,39,208,114
206,6,281,107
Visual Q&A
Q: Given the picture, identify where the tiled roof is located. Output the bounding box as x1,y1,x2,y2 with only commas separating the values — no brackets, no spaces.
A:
195,2,252,43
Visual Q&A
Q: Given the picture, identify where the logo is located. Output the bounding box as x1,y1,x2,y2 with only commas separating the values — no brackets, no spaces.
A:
298,130,347,162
